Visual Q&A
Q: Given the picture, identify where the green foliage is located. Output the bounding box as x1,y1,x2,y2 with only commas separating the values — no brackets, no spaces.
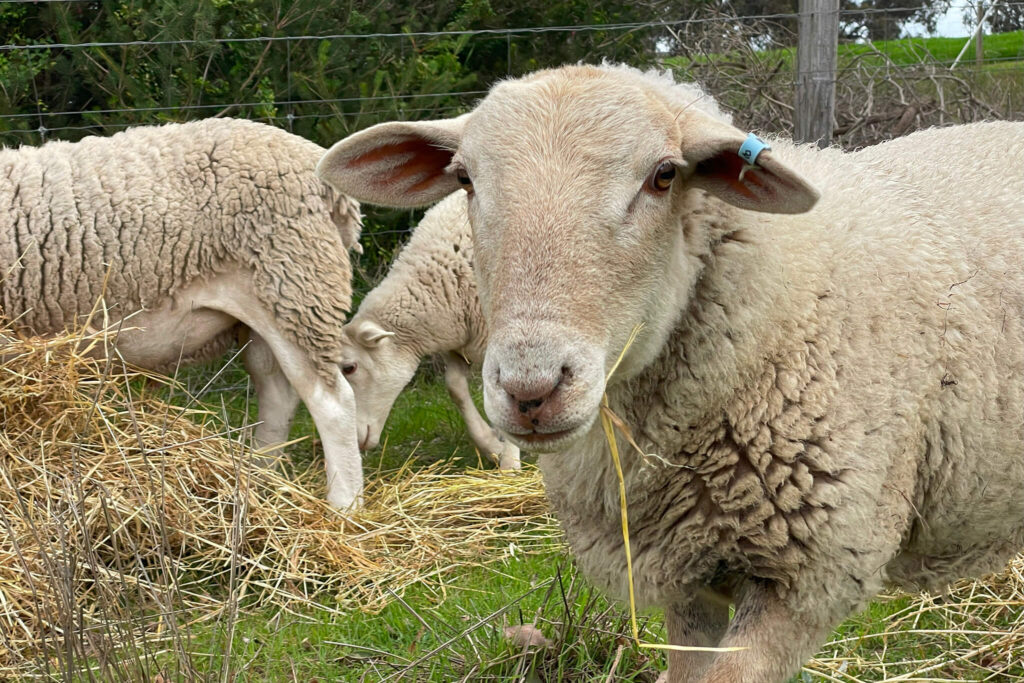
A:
0,0,675,273
0,0,1004,274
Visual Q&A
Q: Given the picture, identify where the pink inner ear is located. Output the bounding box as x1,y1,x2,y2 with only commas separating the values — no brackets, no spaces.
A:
697,151,759,200
348,139,454,191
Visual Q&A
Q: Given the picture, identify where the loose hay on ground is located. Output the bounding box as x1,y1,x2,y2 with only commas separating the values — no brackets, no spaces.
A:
805,561,1024,680
0,321,558,676
3,321,1024,680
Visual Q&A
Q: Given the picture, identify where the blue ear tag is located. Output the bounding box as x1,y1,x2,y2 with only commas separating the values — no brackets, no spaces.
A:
737,133,770,181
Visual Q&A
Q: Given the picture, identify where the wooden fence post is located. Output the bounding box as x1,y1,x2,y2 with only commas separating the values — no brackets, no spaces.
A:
795,0,839,148
975,2,985,66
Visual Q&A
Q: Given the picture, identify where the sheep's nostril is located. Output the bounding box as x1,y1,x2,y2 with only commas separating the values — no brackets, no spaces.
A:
561,365,572,379
518,398,544,414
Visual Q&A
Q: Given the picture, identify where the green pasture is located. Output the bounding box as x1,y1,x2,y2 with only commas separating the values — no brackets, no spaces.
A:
122,357,1024,682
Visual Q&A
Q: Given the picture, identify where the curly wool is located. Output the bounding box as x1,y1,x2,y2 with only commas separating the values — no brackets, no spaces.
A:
356,191,486,359
0,118,360,380
540,121,1024,618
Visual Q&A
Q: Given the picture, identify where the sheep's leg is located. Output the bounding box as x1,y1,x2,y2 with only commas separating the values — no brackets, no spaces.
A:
251,330,360,509
243,330,300,466
200,286,362,510
444,352,521,470
662,596,729,683
696,581,854,683
299,370,362,510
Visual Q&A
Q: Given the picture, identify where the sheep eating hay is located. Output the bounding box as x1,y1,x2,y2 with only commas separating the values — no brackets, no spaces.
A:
317,63,1024,682
0,118,364,508
340,191,519,469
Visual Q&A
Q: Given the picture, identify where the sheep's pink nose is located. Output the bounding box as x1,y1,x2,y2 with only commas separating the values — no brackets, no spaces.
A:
497,366,570,428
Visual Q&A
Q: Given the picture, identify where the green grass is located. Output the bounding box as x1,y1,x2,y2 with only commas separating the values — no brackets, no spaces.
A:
666,30,1024,73
842,30,1024,66
373,368,508,471
102,353,1024,681
180,551,666,682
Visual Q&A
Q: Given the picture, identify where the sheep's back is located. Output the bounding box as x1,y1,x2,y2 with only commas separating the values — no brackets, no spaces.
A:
0,119,354,375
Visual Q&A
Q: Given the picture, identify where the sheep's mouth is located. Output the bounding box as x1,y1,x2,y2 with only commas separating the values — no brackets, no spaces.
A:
515,429,573,444
503,420,591,452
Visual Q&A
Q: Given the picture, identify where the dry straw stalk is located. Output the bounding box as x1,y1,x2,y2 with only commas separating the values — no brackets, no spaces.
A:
0,319,557,677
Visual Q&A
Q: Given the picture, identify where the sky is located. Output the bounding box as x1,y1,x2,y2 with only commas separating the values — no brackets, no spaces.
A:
904,5,972,37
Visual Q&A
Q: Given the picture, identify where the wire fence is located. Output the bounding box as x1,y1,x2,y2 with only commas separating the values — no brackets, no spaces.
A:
0,1,1021,272
0,3,1020,137
0,3,1019,143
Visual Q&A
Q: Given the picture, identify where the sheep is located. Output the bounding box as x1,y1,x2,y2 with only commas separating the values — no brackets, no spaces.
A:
0,118,365,509
339,191,519,469
316,63,1024,681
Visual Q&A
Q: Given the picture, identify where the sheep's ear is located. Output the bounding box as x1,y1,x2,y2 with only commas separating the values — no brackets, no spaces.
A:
330,192,364,254
680,113,819,215
317,115,469,208
354,321,396,348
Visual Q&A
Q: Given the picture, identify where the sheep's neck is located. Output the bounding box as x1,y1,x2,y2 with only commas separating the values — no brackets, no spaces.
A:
540,213,850,604
368,252,482,364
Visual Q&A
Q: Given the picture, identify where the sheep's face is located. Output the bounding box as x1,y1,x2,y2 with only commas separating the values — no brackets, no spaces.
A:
318,65,818,453
340,318,420,451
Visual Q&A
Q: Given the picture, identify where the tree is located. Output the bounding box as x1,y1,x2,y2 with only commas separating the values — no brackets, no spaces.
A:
841,0,947,41
971,1,1024,33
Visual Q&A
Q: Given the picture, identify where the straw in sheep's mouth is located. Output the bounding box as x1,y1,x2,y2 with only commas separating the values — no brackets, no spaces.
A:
601,323,747,655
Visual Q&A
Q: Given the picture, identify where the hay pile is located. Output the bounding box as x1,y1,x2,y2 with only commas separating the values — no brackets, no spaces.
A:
0,322,557,676
3,320,1024,680
807,561,1024,680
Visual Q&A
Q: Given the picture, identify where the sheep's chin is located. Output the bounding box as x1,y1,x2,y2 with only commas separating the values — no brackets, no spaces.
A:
502,412,598,453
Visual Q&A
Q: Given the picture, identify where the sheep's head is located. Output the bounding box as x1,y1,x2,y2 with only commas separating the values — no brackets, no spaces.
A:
340,317,419,451
319,64,819,453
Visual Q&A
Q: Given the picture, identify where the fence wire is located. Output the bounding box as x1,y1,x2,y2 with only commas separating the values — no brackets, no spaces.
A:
0,8,1018,131
0,4,1020,258
1,3,1022,51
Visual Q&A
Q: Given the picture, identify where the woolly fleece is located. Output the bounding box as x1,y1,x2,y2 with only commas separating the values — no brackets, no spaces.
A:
354,191,486,361
543,119,1024,618
0,118,360,380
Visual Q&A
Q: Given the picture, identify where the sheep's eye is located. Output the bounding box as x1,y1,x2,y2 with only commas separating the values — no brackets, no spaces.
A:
647,162,676,193
455,170,473,193
342,363,357,377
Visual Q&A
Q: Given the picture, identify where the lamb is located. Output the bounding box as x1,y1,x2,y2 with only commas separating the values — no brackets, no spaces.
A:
316,63,1024,681
0,118,365,509
339,191,519,469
